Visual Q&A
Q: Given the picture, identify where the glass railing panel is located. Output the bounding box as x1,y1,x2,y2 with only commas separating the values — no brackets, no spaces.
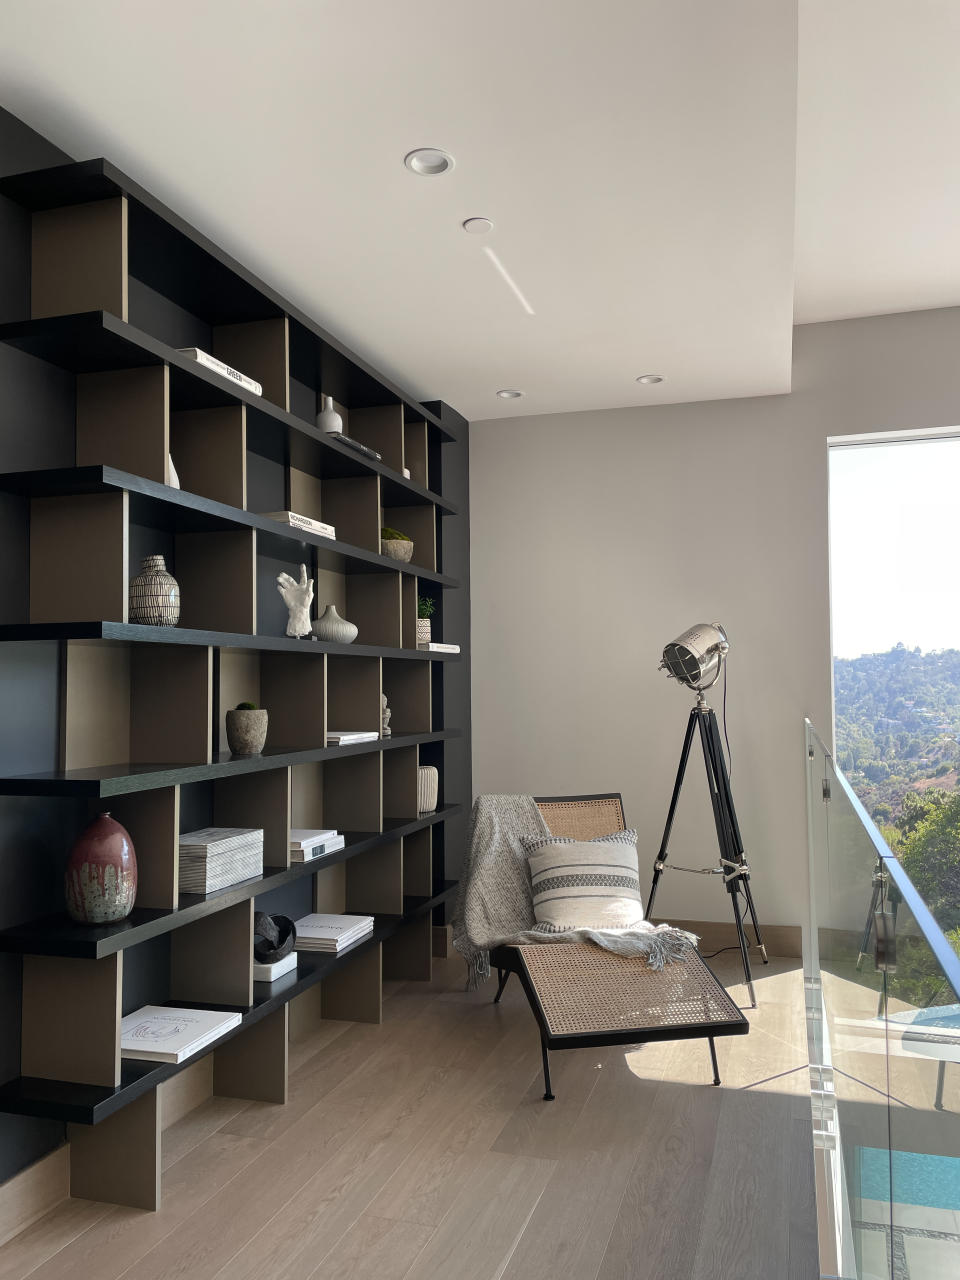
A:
883,864,960,1278
806,720,894,1280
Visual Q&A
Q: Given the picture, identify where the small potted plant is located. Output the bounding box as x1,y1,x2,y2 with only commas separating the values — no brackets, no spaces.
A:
417,594,435,646
381,526,414,562
226,701,268,756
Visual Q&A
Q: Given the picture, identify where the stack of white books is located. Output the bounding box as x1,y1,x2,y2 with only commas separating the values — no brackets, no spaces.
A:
327,730,379,745
121,1005,241,1063
417,641,460,653
290,828,346,862
260,510,336,539
294,913,375,953
178,827,264,894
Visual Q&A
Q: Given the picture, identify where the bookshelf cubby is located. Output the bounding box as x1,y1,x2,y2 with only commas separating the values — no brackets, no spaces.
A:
0,154,469,1212
383,744,420,821
60,640,213,771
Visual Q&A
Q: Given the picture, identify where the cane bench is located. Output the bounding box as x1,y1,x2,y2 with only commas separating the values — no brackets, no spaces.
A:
489,793,749,1099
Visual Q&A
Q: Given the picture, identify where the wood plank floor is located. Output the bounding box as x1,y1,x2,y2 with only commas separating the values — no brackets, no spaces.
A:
0,952,818,1280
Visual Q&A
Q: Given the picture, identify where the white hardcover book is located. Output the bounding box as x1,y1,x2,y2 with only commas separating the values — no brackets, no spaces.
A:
326,731,379,744
290,835,346,862
416,642,461,653
178,348,263,396
260,511,336,539
294,913,374,949
289,828,339,848
121,1005,241,1063
253,953,298,982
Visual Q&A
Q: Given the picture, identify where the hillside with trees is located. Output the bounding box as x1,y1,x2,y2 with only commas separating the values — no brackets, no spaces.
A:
834,643,960,822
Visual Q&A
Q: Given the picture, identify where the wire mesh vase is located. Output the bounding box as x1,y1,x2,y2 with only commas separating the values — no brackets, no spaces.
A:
129,554,180,626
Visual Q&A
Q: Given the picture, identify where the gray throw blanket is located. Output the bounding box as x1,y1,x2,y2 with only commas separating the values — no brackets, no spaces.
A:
451,794,697,989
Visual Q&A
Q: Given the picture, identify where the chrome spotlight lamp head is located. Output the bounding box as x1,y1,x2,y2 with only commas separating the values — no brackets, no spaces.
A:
660,623,729,695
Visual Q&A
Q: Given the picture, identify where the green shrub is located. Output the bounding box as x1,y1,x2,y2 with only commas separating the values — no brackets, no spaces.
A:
417,595,436,619
381,526,412,541
235,701,258,711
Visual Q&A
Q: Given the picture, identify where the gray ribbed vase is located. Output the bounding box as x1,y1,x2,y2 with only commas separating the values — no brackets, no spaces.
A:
312,605,358,644
129,555,180,626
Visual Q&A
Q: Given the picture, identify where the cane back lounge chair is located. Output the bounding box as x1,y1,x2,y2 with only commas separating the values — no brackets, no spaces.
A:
490,793,748,1100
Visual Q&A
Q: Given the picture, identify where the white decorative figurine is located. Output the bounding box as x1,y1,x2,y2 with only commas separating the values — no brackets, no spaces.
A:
381,693,392,738
277,564,314,638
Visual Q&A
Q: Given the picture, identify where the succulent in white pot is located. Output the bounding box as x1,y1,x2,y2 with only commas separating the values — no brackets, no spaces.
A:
417,594,435,645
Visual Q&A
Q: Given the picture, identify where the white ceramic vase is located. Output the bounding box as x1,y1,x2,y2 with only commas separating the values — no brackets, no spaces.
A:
312,604,358,644
317,394,343,435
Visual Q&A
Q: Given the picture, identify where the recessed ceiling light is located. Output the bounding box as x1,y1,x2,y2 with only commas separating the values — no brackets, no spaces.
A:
462,217,494,234
404,148,454,176
496,389,523,399
636,374,664,385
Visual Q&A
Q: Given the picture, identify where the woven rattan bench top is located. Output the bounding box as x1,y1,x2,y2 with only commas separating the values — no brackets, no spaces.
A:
517,942,746,1039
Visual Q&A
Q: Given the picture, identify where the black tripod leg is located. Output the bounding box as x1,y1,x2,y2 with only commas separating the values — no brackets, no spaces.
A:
739,878,769,965
648,708,699,918
703,710,769,967
857,874,882,971
730,882,757,1008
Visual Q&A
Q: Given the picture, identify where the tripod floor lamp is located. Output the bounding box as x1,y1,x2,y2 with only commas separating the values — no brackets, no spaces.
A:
647,623,768,1007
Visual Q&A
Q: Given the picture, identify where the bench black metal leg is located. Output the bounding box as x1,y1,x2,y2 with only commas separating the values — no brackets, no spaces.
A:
935,1059,946,1111
541,1035,555,1101
493,968,509,1003
708,1036,721,1086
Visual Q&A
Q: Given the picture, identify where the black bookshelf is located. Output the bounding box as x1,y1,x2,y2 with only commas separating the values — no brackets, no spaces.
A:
0,880,457,1126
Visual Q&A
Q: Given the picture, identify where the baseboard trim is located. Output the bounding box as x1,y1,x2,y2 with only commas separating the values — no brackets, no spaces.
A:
652,918,802,959
0,1145,70,1248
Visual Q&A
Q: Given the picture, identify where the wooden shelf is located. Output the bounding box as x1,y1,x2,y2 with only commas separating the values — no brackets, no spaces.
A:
0,730,460,797
0,158,463,442
0,808,459,959
0,464,457,586
0,621,461,660
0,313,458,512
0,882,457,1125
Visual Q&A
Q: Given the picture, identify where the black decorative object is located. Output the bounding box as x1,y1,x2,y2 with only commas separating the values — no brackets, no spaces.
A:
253,912,296,964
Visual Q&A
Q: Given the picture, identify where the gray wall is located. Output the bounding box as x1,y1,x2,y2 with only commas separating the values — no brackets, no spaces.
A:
469,306,960,930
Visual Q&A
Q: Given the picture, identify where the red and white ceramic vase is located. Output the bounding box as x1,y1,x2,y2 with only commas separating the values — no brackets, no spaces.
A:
65,813,138,923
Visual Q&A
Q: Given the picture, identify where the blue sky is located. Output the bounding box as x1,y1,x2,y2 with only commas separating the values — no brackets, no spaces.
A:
830,438,960,659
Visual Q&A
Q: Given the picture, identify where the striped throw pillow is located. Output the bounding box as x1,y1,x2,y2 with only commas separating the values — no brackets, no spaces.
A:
522,829,645,933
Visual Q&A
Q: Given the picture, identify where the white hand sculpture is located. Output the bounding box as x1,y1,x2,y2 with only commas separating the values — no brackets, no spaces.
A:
277,564,314,638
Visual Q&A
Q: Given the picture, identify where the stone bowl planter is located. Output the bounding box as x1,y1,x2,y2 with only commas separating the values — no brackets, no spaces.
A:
226,708,268,756
382,538,414,563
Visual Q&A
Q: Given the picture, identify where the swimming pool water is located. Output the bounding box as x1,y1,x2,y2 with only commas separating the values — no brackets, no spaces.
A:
859,1146,960,1211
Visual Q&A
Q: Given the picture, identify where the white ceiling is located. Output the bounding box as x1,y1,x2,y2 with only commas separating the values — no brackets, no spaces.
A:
0,1,799,420
3,2,955,420
795,1,960,324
